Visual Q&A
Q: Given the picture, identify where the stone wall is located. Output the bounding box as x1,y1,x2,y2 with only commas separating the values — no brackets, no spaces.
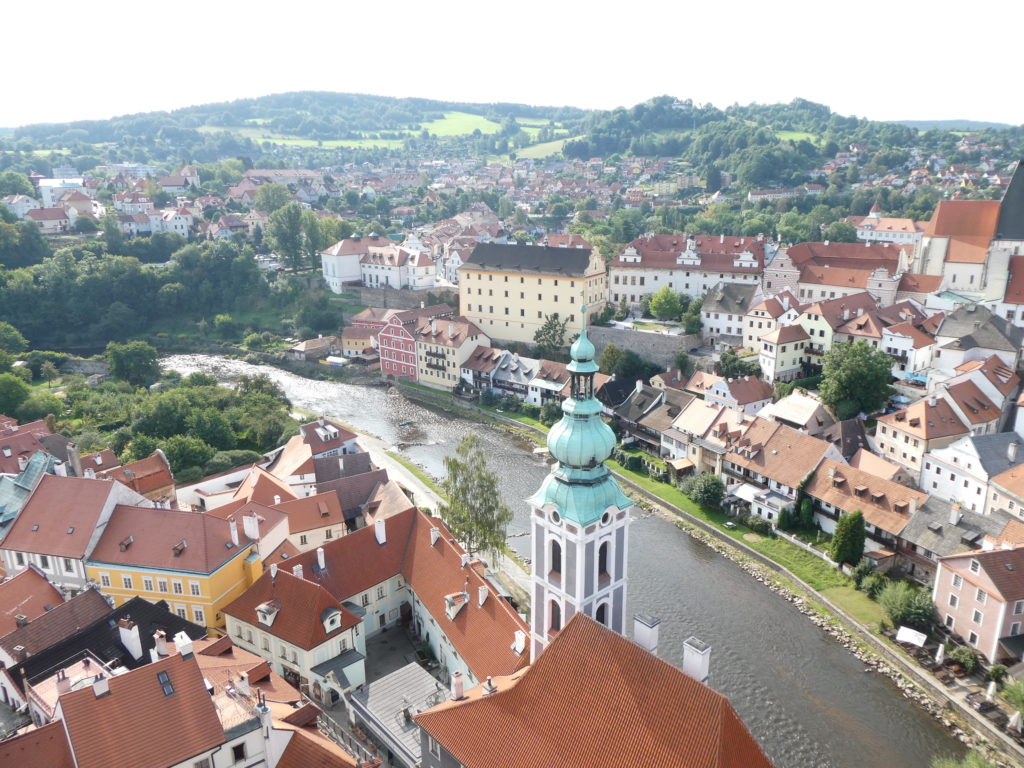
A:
354,286,458,311
58,358,110,375
587,327,701,368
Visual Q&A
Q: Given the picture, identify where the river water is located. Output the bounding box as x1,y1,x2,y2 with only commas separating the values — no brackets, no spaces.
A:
163,355,965,768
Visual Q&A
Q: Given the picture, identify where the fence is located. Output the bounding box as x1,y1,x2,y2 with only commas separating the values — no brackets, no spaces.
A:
774,529,835,564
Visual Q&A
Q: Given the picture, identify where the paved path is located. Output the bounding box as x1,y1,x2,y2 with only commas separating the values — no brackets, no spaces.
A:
357,433,532,597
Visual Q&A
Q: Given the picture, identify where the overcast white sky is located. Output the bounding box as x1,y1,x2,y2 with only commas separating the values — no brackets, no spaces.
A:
3,0,1022,128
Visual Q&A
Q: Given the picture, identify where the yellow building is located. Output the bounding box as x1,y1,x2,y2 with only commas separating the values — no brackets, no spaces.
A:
86,504,287,630
795,292,876,367
458,243,607,345
414,316,489,391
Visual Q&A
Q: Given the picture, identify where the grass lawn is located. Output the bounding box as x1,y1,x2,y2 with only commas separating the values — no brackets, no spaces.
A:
516,137,578,159
776,129,818,143
479,404,547,432
420,111,502,136
821,586,886,629
386,450,446,500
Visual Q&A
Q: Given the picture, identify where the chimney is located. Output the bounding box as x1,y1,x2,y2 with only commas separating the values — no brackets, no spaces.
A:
54,461,67,477
460,553,470,568
56,669,71,695
292,564,304,580
154,630,169,656
1010,441,1020,464
448,323,454,338
928,394,937,407
513,630,526,655
84,467,96,479
229,517,239,547
478,585,488,607
431,319,437,334
909,496,918,516
950,503,962,526
17,456,27,471
430,527,440,546
243,513,260,541
633,615,661,656
270,563,278,579
682,636,711,684
14,614,28,628
635,379,643,394
450,670,465,700
273,494,282,506
317,547,326,571
482,676,497,695
119,618,143,661
719,233,725,244
236,672,250,697
375,519,387,545
68,442,83,478
149,648,160,663
12,645,26,662
842,307,849,321
174,631,194,658
92,674,110,698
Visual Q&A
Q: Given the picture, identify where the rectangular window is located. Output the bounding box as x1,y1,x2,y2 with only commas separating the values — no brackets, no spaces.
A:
325,528,334,539
972,609,983,625
1015,600,1024,615
63,558,74,573
232,744,246,763
976,588,986,605
377,585,386,599
262,637,270,651
158,579,168,593
194,760,212,768
969,560,980,574
948,594,959,608
122,575,133,589
101,573,111,587
40,555,50,570
428,736,441,758
173,580,183,595
953,574,963,589
143,577,154,592
361,593,370,607
1012,622,1022,636
193,607,205,625
968,631,979,646
14,552,24,567
176,607,187,619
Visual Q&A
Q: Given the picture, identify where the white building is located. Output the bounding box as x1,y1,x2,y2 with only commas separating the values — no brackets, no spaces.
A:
922,434,1024,514
38,178,86,208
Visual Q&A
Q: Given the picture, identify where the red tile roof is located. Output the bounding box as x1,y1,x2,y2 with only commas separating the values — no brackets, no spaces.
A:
1004,255,1024,305
57,654,225,768
0,587,108,658
0,565,64,636
274,491,347,534
878,398,968,440
945,380,998,425
2,475,122,559
415,614,773,768
898,273,943,294
0,721,74,768
97,451,173,497
805,459,927,537
762,325,808,344
222,569,359,650
923,200,1000,263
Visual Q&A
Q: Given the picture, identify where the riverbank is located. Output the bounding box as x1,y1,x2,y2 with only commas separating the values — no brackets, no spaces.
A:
389,383,1022,766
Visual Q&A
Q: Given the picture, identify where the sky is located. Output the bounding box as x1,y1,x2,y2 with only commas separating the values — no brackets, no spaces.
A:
3,0,1023,129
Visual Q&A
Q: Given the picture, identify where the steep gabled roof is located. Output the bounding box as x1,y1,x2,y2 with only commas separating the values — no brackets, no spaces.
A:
805,459,926,537
465,242,593,277
414,614,773,768
57,654,224,768
924,200,1000,263
0,588,108,658
996,162,1024,240
0,565,64,636
0,721,74,768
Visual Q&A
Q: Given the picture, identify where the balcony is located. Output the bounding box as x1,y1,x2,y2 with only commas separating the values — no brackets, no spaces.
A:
425,361,447,372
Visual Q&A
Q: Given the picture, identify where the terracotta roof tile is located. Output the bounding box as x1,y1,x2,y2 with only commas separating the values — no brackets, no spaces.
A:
0,565,64,636
414,614,773,768
945,380,998,425
57,654,224,768
898,273,943,294
727,421,833,489
0,721,74,768
805,459,926,537
97,451,173,497
274,491,347,533
276,726,359,768
878,398,969,440
0,588,108,657
762,325,808,344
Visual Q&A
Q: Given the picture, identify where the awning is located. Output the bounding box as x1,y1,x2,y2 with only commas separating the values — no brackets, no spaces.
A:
727,483,762,504
668,458,694,471
895,626,927,647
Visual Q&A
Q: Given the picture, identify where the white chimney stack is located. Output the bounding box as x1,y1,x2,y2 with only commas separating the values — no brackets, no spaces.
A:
236,672,250,696
461,553,470,569
430,527,440,546
243,513,260,541
513,630,526,655
478,585,488,607
682,636,711,684
317,547,326,571
375,519,387,545
229,517,239,547
292,564,304,580
17,456,27,471
950,503,962,526
92,674,110,698
173,631,194,658
633,615,660,656
118,618,143,660
270,563,278,579
450,670,465,700
929,394,937,407
154,629,168,657
273,494,282,505
1009,441,1020,463
149,648,160,663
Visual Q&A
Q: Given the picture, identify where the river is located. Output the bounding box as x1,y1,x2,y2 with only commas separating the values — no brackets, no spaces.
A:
163,354,966,768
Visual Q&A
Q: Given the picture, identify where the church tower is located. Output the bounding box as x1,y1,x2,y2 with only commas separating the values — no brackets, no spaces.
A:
527,323,632,661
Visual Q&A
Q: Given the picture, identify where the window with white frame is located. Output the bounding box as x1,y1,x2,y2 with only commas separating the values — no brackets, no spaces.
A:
972,609,983,624
143,577,154,591
948,594,959,608
377,585,386,600
1014,600,1024,615
173,580,183,595
969,559,980,574
122,575,133,590
968,631,979,646
976,588,986,605
1012,622,1022,636
158,579,168,593
190,581,201,597
100,573,111,587
428,736,441,758
952,574,963,589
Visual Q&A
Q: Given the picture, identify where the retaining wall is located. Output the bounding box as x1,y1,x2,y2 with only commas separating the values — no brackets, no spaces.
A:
587,326,701,368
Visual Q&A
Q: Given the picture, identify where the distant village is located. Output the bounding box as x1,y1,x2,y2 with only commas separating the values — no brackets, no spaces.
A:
4,136,1024,767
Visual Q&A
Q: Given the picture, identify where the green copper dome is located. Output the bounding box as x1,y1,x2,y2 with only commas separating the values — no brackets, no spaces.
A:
531,321,631,525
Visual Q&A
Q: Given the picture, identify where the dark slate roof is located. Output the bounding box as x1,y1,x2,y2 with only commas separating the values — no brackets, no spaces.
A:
313,452,373,484
597,378,636,409
615,386,664,424
899,499,1011,559
997,161,1024,241
464,243,593,277
936,305,1023,352
10,596,204,691
819,419,868,460
702,282,758,316
960,433,1024,477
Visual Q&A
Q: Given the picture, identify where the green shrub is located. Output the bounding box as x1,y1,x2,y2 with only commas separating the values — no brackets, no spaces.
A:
878,580,935,632
519,403,541,419
682,472,726,509
947,644,981,675
861,572,888,599
852,557,875,588
741,513,776,537
986,664,1008,686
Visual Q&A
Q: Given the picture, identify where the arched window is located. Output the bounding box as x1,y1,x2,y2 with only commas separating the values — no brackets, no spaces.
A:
549,600,561,633
598,541,610,579
595,602,607,626
550,540,562,575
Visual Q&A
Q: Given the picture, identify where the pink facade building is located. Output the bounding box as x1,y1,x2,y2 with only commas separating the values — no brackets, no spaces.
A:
377,305,454,381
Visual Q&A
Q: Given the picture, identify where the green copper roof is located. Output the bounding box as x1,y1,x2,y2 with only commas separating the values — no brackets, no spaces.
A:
527,467,631,527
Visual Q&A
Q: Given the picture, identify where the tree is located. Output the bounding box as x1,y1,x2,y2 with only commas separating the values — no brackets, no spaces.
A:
161,434,216,474
683,473,725,508
823,221,858,243
716,348,761,379
440,434,513,559
1004,679,1024,713
819,340,895,418
102,214,125,255
266,203,305,272
40,361,59,387
252,183,292,213
673,350,695,377
533,313,569,359
648,285,682,321
540,400,562,425
599,343,624,375
0,171,33,197
17,392,62,422
0,372,31,416
106,341,160,386
0,321,28,354
877,580,934,632
830,510,865,565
